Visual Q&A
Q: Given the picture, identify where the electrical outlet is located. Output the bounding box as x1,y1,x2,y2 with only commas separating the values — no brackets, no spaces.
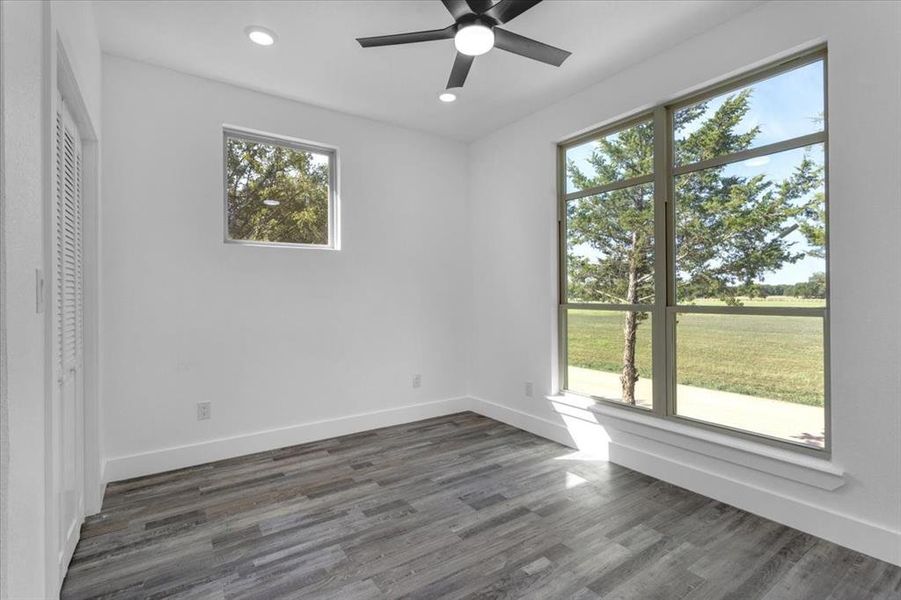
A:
412,374,422,389
525,381,534,397
196,401,212,421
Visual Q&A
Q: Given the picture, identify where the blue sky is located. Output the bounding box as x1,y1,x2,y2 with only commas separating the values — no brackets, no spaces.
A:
566,60,825,286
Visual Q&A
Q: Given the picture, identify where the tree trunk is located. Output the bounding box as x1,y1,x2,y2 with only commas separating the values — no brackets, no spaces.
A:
621,312,639,405
621,233,640,404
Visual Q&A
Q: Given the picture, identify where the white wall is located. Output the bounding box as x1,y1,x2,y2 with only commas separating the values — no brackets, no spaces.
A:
2,3,47,595
468,0,901,564
100,56,470,478
1,3,8,594
1,1,102,597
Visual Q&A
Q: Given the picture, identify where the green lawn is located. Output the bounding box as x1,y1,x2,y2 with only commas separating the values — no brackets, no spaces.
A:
566,297,825,406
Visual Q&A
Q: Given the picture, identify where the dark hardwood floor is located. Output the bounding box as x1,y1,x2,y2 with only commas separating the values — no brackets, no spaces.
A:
62,412,900,599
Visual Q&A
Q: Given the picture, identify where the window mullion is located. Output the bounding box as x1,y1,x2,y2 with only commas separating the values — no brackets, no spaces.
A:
652,107,669,418
672,131,826,177
557,144,568,392
562,303,655,312
664,106,677,419
668,305,826,317
564,173,655,202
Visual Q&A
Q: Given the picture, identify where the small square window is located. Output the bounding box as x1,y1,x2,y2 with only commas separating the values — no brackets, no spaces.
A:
224,128,337,248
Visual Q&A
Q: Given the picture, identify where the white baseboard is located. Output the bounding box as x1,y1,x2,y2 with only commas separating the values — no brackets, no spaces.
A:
466,395,900,567
103,396,471,484
467,396,577,448
90,467,108,516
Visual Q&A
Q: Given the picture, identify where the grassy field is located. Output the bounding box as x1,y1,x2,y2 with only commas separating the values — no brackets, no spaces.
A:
566,297,825,406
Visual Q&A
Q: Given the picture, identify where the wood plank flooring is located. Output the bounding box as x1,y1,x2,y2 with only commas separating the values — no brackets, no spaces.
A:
61,412,901,599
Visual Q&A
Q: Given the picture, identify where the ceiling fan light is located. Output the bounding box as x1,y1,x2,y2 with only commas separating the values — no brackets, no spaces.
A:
438,92,457,103
454,23,494,56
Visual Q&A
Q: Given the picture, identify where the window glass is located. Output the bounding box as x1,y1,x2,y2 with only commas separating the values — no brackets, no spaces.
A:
674,144,826,306
674,60,824,166
674,313,825,448
566,183,655,304
565,120,653,194
566,310,653,408
226,134,332,246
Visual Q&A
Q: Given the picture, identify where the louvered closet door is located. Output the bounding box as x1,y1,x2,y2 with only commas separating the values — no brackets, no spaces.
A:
54,95,85,568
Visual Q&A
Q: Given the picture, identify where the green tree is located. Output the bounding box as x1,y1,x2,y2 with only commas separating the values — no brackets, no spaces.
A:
226,139,329,244
567,91,825,405
759,283,789,297
793,272,827,299
567,122,654,402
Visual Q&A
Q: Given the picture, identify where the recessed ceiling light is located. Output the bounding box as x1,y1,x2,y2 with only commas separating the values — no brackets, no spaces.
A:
246,26,277,47
454,22,494,56
438,92,457,103
263,199,280,206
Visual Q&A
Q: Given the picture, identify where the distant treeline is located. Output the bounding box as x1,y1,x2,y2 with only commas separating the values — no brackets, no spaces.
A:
756,272,826,299
678,272,827,301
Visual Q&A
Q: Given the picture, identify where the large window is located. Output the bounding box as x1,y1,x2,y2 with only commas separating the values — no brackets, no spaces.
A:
559,49,828,451
224,128,337,248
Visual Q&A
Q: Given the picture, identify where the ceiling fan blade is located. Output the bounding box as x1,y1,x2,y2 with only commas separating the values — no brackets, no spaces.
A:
447,52,475,88
466,0,495,14
493,28,571,66
483,0,543,23
357,25,455,48
441,0,471,20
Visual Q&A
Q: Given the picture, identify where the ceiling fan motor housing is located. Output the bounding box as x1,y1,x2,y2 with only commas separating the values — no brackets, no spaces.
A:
455,14,498,30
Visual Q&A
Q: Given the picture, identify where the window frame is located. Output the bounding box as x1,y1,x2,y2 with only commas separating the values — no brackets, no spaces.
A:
222,125,339,250
557,46,830,456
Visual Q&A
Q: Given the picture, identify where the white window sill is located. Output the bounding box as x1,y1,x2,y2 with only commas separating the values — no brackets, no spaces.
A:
547,393,845,491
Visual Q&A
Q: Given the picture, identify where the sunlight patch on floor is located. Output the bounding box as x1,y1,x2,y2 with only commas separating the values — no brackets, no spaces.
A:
554,450,607,462
565,471,589,489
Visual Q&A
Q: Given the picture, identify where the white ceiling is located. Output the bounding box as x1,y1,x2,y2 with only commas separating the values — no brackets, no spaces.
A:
93,0,762,141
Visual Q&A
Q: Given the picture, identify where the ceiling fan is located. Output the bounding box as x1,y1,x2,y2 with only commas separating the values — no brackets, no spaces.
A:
356,0,571,90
